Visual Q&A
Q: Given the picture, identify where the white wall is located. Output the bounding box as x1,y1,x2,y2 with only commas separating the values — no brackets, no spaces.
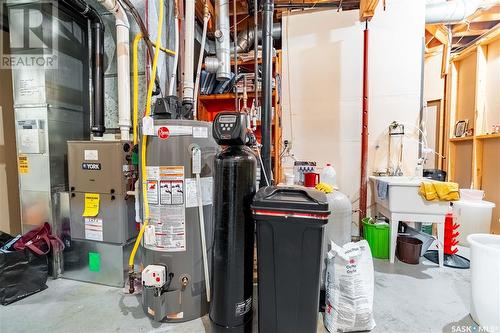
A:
282,1,425,233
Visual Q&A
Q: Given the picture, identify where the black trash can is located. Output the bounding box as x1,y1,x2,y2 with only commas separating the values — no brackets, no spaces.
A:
252,186,330,333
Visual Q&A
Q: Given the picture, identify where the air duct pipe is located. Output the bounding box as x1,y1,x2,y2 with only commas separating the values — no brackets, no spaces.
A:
425,0,483,24
204,0,231,81
62,0,105,137
182,0,196,111
96,0,131,141
233,22,282,53
260,0,274,186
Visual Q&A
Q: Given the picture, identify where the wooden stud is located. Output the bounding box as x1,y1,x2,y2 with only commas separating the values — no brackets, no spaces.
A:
475,45,488,135
359,0,379,22
473,138,484,189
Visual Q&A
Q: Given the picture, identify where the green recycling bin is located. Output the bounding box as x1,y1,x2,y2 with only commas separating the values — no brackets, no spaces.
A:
363,217,390,259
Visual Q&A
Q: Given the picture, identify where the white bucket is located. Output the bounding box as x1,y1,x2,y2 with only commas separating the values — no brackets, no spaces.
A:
467,234,500,332
453,200,495,246
459,189,485,201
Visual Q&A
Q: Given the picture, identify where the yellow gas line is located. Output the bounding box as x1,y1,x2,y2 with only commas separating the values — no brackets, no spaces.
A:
129,0,165,271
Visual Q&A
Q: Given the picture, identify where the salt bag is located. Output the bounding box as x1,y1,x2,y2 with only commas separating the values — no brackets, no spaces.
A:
324,240,376,332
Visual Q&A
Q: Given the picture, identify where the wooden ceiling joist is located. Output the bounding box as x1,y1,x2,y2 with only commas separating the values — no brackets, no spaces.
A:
359,0,379,21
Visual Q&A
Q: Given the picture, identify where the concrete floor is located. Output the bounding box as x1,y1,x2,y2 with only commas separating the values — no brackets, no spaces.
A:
0,251,474,333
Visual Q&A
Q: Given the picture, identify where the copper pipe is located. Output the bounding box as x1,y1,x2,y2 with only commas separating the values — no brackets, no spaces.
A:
359,22,369,237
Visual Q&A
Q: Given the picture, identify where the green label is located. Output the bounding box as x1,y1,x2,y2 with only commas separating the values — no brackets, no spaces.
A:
89,252,100,272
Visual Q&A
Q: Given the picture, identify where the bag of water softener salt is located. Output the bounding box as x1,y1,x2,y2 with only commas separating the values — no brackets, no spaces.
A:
324,240,375,332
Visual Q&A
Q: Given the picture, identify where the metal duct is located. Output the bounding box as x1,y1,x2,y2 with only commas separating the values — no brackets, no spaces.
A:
62,0,105,137
234,22,282,53
215,0,231,81
96,0,131,141
260,0,273,186
425,0,482,24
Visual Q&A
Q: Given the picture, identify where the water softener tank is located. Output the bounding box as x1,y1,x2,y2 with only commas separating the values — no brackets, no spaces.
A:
140,114,218,322
210,112,257,332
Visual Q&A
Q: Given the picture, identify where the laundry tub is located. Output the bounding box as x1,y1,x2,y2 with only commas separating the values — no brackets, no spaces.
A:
454,200,495,246
468,234,500,332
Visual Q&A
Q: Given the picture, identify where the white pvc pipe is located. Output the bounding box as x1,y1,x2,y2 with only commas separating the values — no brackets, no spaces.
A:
183,0,195,103
168,13,179,96
97,0,131,141
193,6,210,120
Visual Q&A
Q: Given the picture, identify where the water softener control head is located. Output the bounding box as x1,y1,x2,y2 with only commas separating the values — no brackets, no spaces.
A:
212,112,247,146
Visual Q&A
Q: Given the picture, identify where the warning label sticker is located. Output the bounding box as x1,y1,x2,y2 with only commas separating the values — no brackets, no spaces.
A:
145,166,186,252
147,180,159,205
18,155,29,174
84,217,103,241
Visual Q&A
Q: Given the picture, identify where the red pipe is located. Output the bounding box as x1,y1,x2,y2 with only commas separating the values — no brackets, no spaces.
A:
359,22,369,237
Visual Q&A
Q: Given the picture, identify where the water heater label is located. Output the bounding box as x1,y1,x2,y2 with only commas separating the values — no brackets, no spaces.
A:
192,126,208,138
145,166,186,252
185,177,213,208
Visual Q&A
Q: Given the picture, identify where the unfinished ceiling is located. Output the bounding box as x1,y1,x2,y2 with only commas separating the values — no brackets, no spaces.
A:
426,5,500,54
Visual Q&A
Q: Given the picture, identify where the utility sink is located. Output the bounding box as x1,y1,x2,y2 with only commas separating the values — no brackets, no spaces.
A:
370,176,449,215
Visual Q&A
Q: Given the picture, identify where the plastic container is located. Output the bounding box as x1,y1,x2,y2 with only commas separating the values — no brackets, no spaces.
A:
396,236,423,265
421,223,433,235
453,200,495,246
459,189,485,201
321,190,352,289
320,163,337,188
401,223,435,256
467,234,500,331
363,218,389,259
252,186,330,333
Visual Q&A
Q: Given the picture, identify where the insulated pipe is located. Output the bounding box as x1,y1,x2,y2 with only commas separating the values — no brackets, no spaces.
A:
260,0,273,186
183,0,196,105
193,3,210,119
233,22,282,54
274,2,339,8
425,0,481,24
359,23,369,237
62,0,105,137
97,0,131,141
215,0,231,81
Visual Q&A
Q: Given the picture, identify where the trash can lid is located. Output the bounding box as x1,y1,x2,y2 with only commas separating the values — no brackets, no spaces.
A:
251,185,330,216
